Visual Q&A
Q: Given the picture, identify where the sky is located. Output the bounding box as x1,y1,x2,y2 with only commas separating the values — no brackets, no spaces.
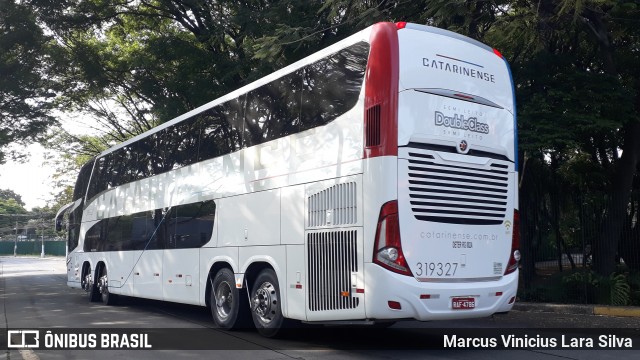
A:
0,143,56,210
0,116,98,211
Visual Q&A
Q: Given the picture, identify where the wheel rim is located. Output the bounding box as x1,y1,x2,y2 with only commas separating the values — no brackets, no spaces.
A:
83,273,92,292
99,271,108,300
252,281,278,324
215,281,233,320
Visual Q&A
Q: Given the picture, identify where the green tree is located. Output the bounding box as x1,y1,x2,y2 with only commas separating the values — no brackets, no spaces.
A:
0,192,27,237
0,189,25,207
0,0,59,163
489,0,640,275
0,197,25,214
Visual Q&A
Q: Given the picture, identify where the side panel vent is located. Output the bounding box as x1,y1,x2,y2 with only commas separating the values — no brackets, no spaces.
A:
365,104,381,147
308,182,357,227
308,230,359,311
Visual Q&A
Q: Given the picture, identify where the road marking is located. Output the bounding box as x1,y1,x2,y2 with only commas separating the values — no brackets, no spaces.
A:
19,349,40,360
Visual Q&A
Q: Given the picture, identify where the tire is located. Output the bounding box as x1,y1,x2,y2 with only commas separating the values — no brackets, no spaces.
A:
98,266,118,305
250,269,285,337
210,268,250,329
84,266,100,302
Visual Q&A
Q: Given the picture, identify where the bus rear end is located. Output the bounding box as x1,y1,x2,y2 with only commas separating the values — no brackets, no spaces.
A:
364,22,518,321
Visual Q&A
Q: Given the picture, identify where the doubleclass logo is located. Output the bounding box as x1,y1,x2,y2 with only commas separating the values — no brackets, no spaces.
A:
435,111,490,134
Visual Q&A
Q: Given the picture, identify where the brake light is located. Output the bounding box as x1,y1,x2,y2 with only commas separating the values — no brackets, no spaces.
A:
493,48,504,59
395,22,407,29
373,201,412,276
504,209,520,275
454,93,474,100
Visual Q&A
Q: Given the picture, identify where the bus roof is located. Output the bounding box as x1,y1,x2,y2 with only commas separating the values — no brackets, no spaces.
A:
403,23,494,54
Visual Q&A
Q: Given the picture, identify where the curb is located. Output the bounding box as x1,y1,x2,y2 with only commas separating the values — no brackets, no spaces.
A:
593,306,640,318
513,302,640,318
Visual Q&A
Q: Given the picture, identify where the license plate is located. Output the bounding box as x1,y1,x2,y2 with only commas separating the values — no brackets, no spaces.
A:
452,297,475,310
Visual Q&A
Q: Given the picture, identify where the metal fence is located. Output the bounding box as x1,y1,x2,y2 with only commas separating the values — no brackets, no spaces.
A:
0,240,66,256
519,192,640,306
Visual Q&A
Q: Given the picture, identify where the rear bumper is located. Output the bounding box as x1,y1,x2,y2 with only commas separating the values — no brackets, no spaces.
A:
364,262,518,320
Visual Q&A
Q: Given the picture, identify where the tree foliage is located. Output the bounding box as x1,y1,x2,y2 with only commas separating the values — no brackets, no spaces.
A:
496,0,640,276
0,189,25,207
0,0,59,163
0,188,27,236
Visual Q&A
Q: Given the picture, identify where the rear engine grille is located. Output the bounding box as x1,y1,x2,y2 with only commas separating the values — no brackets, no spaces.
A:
407,152,510,225
308,230,359,311
308,182,357,227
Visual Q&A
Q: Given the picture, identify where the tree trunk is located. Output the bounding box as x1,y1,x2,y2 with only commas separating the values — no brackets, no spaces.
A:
618,197,640,271
519,161,538,288
593,121,640,275
581,7,640,276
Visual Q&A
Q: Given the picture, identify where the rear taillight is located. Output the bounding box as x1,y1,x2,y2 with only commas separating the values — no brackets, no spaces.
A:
504,209,520,275
373,201,412,276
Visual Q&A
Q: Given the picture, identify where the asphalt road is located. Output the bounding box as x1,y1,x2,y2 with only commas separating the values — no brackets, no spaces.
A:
1,256,639,359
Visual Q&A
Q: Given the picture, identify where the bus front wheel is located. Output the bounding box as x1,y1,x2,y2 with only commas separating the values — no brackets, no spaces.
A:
250,269,284,337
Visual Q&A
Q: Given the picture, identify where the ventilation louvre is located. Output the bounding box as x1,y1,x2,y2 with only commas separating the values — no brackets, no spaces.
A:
308,182,357,227
405,149,511,225
308,230,359,311
365,104,381,147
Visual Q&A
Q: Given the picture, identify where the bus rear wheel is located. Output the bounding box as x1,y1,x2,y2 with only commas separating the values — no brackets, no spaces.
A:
210,268,249,329
98,266,118,305
84,266,100,302
250,269,285,337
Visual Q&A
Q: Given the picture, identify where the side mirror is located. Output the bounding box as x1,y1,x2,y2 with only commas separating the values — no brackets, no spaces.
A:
55,201,75,232
55,218,63,232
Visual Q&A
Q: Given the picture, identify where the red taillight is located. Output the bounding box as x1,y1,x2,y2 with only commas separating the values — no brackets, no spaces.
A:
395,22,407,29
373,201,412,276
493,48,504,59
504,209,520,275
388,301,402,310
454,93,474,100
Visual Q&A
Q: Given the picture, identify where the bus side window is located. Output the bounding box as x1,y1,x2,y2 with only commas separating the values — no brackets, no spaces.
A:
199,97,245,162
299,42,368,132
170,200,216,249
243,71,302,147
171,117,201,169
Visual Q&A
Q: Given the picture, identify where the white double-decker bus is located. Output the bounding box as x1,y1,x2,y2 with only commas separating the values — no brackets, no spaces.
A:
57,22,519,337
